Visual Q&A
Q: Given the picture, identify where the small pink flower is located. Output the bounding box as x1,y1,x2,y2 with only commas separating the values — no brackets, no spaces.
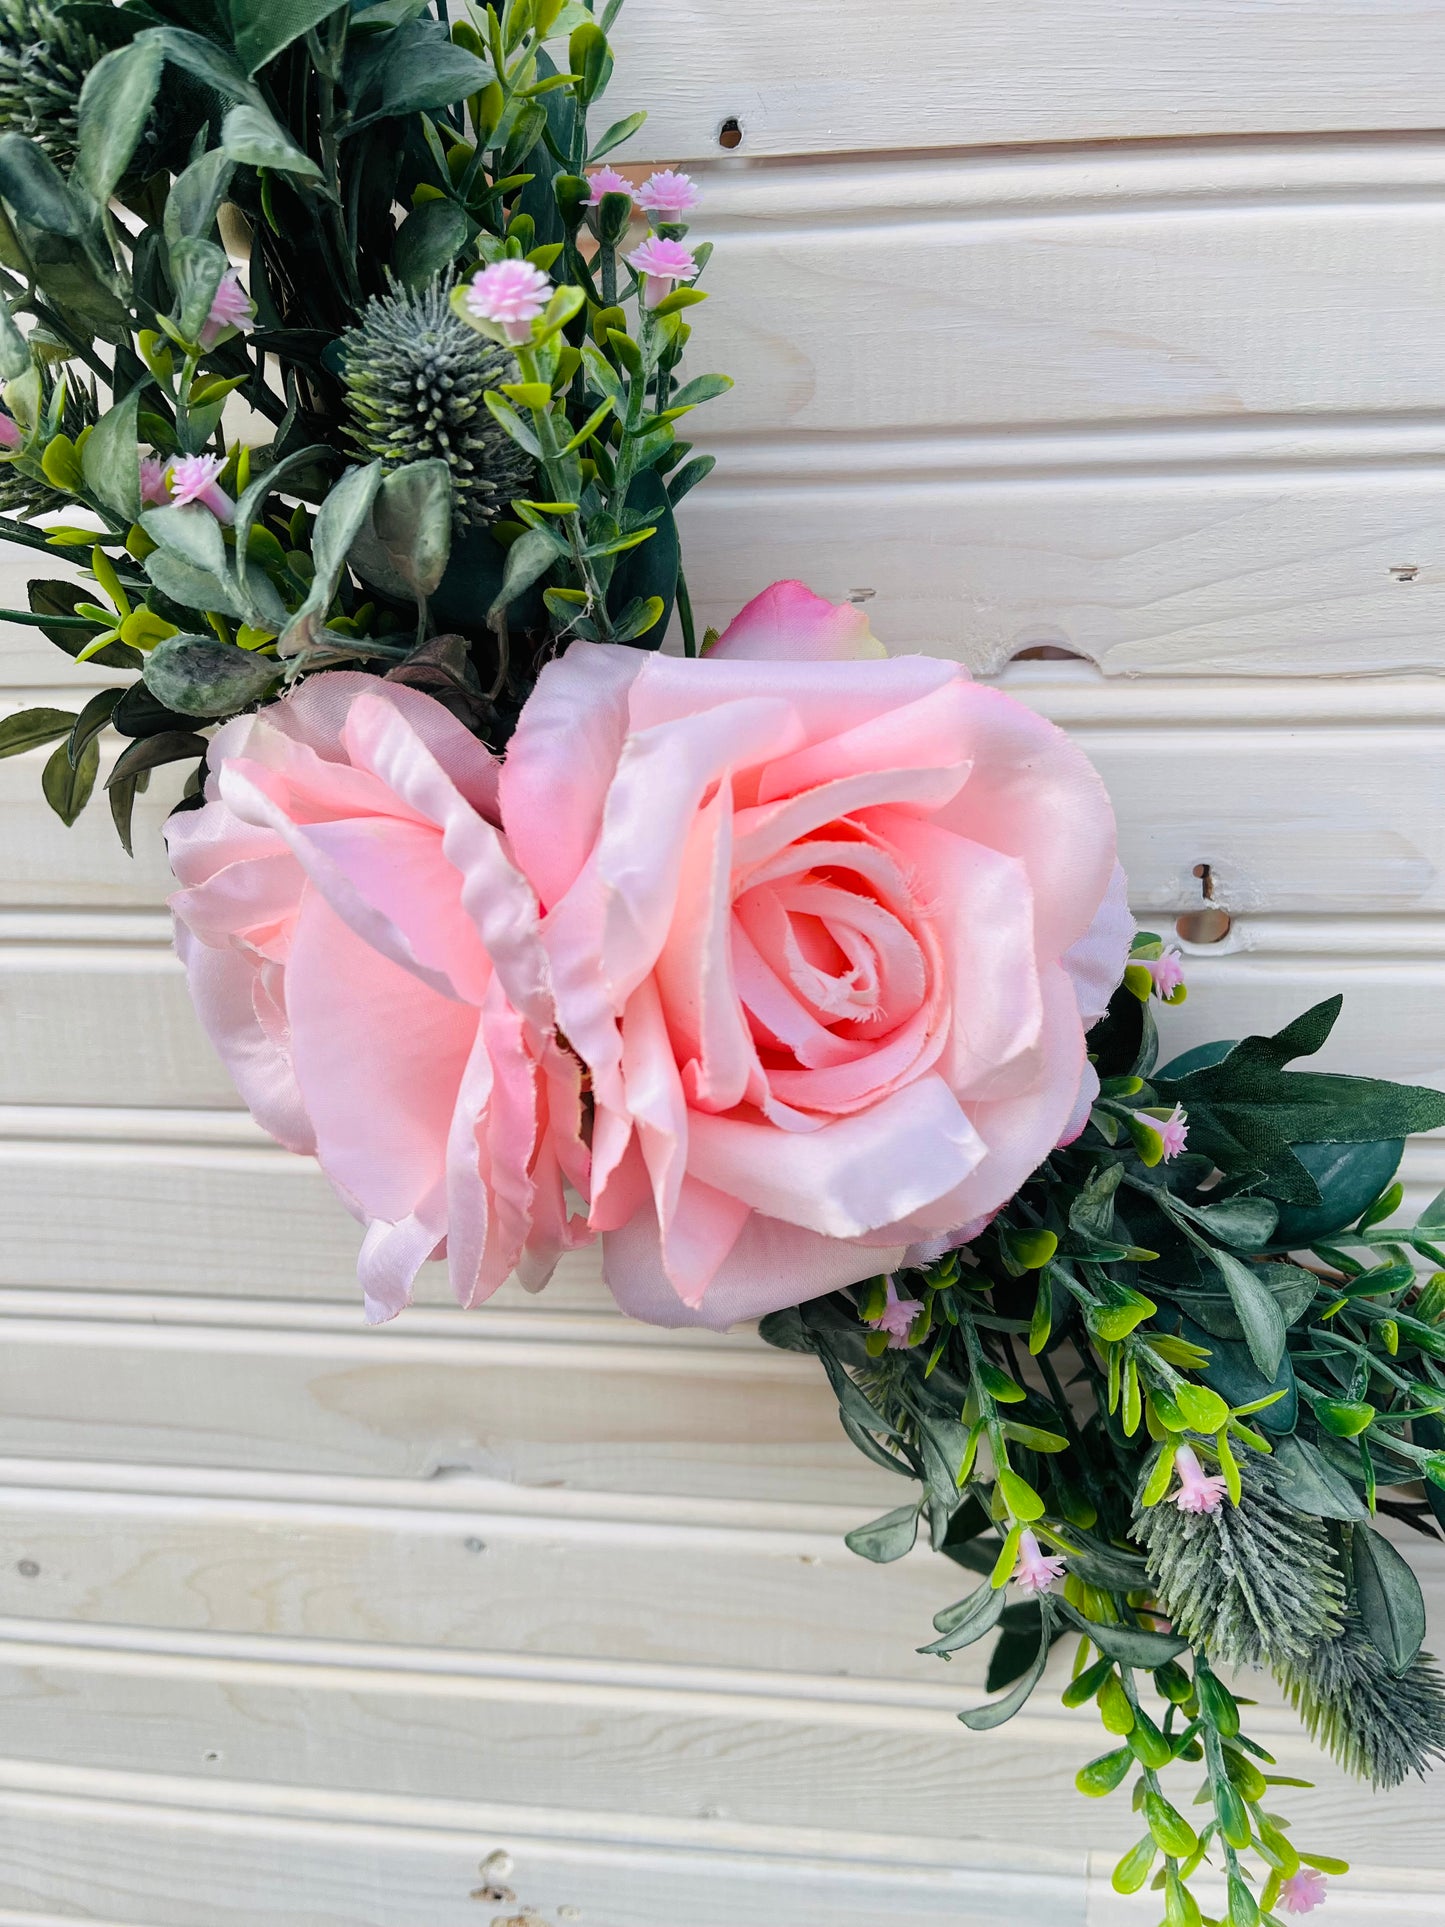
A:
168,453,234,524
1278,1869,1328,1915
199,266,255,349
626,235,697,308
1148,949,1185,1000
1013,1529,1066,1597
868,1278,923,1347
1169,1445,1229,1515
465,260,552,344
585,165,636,207
1135,1103,1188,1162
637,169,700,219
0,409,21,451
139,454,171,506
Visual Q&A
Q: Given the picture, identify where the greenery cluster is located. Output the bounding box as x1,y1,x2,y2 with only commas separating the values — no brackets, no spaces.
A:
0,0,728,840
764,948,1445,1925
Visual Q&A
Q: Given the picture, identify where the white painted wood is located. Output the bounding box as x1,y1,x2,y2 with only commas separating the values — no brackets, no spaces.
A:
607,6,1445,159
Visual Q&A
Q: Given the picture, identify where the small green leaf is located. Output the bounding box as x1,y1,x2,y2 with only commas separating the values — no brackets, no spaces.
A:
141,635,279,719
1351,1524,1426,1674
1075,1745,1134,1797
76,38,165,209
1211,1249,1287,1378
1053,1598,1190,1666
41,733,98,826
959,1605,1053,1730
0,706,76,759
67,687,121,769
843,1503,918,1565
588,108,647,162
1111,1837,1158,1896
919,1581,1007,1656
107,730,209,788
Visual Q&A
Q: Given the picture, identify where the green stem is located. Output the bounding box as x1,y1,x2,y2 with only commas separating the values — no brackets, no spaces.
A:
310,22,363,312
0,607,96,628
676,566,696,657
0,515,86,558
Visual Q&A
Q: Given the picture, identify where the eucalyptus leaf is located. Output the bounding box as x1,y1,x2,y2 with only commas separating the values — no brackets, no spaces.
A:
1351,1526,1427,1675
818,1345,901,1440
348,459,452,602
170,234,230,340
143,503,230,577
959,1608,1054,1730
0,706,76,758
143,548,249,623
82,386,144,521
1211,1248,1288,1377
843,1503,919,1565
1053,1597,1189,1665
164,147,236,249
77,38,165,208
1268,1435,1369,1521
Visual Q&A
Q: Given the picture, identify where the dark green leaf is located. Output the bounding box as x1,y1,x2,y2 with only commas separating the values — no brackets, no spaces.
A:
348,459,452,601
920,1580,1007,1656
1268,1434,1368,1521
67,687,122,769
0,706,76,759
1176,1313,1297,1435
41,733,98,825
0,134,90,238
605,468,677,647
393,197,473,289
112,681,194,739
1053,1597,1189,1666
1270,1140,1406,1251
76,38,165,207
345,21,491,129
1211,1249,1287,1377
959,1607,1054,1730
107,730,210,787
82,385,144,522
230,0,348,76
27,579,138,668
818,1345,902,1440
108,768,145,856
490,525,562,620
1351,1525,1426,1675
843,1503,918,1564
220,103,324,181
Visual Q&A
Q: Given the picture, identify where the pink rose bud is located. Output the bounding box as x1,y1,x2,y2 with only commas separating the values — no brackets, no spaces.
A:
139,454,171,507
1279,1870,1329,1915
1148,948,1185,1000
584,165,636,207
626,234,697,308
465,259,553,344
0,408,21,451
1169,1445,1229,1515
167,453,235,524
1013,1529,1067,1597
867,1277,923,1347
199,266,256,349
637,169,701,219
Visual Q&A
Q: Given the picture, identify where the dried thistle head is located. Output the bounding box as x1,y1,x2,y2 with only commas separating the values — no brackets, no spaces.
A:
1277,1615,1445,1790
341,276,534,531
1133,1455,1347,1669
0,0,104,170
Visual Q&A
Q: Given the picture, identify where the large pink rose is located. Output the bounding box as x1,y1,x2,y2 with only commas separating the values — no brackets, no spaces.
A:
166,673,587,1322
501,581,1132,1329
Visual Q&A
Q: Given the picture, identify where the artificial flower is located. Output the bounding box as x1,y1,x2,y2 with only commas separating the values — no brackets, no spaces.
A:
500,579,1132,1328
868,1277,923,1346
168,453,234,523
1013,1529,1066,1596
139,454,170,506
626,234,697,307
637,169,700,218
0,409,20,450
199,266,255,348
1169,1445,1229,1515
464,260,552,344
1278,1870,1329,1915
166,675,588,1323
1148,948,1186,1000
584,165,635,206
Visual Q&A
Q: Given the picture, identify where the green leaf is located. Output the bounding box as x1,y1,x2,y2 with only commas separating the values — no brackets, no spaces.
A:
1053,1597,1189,1666
1076,1746,1134,1797
280,461,383,656
345,20,491,129
108,768,145,857
1171,1194,1279,1250
1211,1249,1287,1377
348,459,453,603
0,706,76,758
393,198,472,290
1418,1185,1445,1236
0,133,90,238
922,1581,1008,1655
107,729,209,788
666,372,733,412
489,525,562,620
843,1502,918,1565
1268,1434,1368,1521
141,634,279,719
164,147,236,249
230,0,349,75
41,733,98,826
27,578,138,668
67,687,122,769
169,234,230,341
143,503,229,579
1271,1140,1406,1251
959,1606,1053,1730
1351,1525,1426,1675
588,108,647,163
143,547,248,623
82,385,143,523
220,103,324,182
666,454,715,507
76,38,165,208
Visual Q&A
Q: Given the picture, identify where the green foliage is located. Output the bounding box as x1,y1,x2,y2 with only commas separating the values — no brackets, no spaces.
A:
1279,1614,1445,1788
0,0,105,170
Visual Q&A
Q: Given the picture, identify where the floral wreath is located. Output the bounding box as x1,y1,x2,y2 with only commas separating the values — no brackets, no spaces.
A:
2,5,1444,1922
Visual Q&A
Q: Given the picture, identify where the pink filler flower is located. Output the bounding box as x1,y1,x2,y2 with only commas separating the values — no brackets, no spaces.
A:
199,266,255,348
465,260,552,344
1013,1530,1066,1596
626,235,697,307
585,165,635,206
1169,1446,1229,1515
139,455,171,507
0,409,21,451
637,169,701,218
1148,948,1185,1000
1135,1103,1188,1161
168,453,234,523
1278,1869,1329,1916
868,1278,923,1347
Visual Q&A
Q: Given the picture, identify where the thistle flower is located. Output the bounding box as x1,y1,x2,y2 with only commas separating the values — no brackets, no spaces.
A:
342,277,533,530
1013,1529,1066,1597
627,235,697,308
1133,1456,1346,1669
0,0,105,170
464,259,552,345
200,267,255,349
169,454,234,524
867,1278,923,1347
585,165,635,207
1278,1870,1329,1916
1169,1445,1229,1515
1277,1613,1445,1790
638,169,701,219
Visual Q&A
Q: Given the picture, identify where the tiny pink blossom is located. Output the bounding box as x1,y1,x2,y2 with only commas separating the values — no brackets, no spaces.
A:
1013,1528,1066,1597
1278,1869,1329,1915
1135,1103,1188,1162
0,409,21,451
637,169,701,218
627,234,697,308
584,165,636,207
868,1278,923,1348
465,260,552,344
139,454,171,506
199,266,255,349
1148,948,1186,1000
168,453,234,524
1169,1445,1229,1515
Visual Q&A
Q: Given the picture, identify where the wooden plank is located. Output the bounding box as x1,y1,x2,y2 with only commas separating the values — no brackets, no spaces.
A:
605,7,1445,159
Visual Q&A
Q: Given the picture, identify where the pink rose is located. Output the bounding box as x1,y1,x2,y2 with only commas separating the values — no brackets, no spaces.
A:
500,580,1132,1329
166,674,588,1323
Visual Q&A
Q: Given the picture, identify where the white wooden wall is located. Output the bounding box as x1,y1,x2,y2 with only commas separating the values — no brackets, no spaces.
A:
1,5,1444,1921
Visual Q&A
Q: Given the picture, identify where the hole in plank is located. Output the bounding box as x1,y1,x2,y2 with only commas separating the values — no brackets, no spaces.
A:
718,117,743,149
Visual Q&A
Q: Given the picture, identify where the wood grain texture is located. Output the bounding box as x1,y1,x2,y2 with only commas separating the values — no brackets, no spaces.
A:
605,6,1445,158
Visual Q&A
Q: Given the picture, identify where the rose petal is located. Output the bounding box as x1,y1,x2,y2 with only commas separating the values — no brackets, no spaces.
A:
707,579,886,663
